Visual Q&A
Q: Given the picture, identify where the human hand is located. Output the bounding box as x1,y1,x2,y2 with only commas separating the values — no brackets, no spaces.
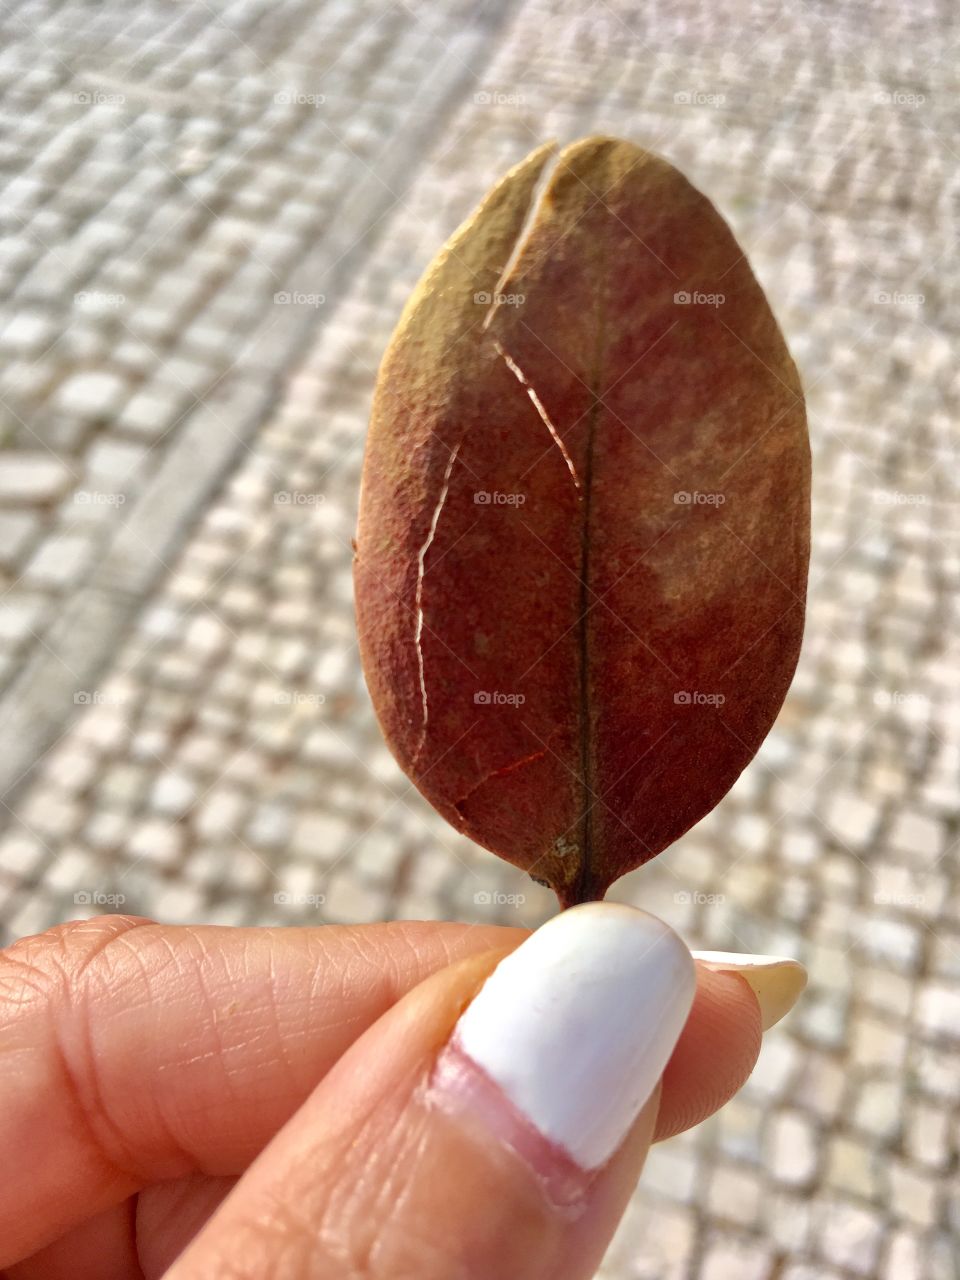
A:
0,905,804,1278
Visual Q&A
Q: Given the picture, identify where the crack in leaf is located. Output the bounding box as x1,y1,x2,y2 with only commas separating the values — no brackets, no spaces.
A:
494,340,581,491
482,144,560,335
414,439,462,759
453,743,551,817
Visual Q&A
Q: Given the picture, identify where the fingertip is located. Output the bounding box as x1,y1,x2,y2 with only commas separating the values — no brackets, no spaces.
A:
654,964,763,1142
692,951,807,1030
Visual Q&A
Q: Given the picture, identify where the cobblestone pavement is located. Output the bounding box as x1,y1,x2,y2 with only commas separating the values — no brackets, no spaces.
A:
1,1,958,1276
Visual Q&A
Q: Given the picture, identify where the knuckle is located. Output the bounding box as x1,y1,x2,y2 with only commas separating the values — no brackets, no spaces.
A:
0,915,148,1017
0,914,159,1182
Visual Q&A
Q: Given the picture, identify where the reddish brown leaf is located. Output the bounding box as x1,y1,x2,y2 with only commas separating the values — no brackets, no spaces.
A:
354,137,810,907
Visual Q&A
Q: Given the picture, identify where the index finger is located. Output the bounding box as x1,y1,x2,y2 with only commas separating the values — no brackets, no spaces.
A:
0,914,521,1266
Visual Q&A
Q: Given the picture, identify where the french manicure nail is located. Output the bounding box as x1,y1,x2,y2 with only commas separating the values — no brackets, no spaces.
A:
692,950,807,1030
436,903,696,1172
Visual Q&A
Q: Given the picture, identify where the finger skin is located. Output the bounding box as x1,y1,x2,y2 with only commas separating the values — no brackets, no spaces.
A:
168,951,661,1280
656,965,762,1140
0,915,519,1265
0,916,761,1269
2,1176,238,1280
2,1202,137,1280
137,1174,238,1278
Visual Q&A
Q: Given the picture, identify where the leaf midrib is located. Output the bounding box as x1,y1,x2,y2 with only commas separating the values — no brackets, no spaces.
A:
573,260,607,905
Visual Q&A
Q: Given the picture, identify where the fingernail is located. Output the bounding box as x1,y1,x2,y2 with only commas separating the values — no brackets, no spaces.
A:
692,951,807,1030
435,903,695,1172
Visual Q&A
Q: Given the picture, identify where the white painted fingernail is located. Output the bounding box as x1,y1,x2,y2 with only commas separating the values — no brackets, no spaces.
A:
692,951,807,1030
445,903,696,1171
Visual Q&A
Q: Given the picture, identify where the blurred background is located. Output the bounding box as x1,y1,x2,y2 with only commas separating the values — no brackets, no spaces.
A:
0,0,957,1275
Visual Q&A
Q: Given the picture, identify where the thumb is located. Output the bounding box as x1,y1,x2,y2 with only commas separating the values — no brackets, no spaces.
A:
168,904,695,1280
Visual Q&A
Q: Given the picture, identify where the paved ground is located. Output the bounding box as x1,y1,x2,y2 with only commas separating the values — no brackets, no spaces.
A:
1,0,958,1276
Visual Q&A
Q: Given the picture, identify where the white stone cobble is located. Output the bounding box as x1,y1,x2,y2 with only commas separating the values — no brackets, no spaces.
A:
23,532,93,588
815,1200,886,1276
0,455,75,504
1,310,57,356
767,1110,819,1188
699,1238,774,1280
918,985,960,1041
52,370,129,420
0,511,40,565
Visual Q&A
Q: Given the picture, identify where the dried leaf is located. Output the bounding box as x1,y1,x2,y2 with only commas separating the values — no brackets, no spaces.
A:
354,137,810,907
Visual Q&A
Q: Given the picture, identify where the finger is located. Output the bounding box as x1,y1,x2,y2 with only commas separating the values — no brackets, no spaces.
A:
0,914,521,1265
3,971,770,1279
0,916,802,1270
169,905,697,1280
3,1175,239,1280
137,1174,238,1279
1,1202,137,1280
657,966,761,1139
655,950,806,1141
